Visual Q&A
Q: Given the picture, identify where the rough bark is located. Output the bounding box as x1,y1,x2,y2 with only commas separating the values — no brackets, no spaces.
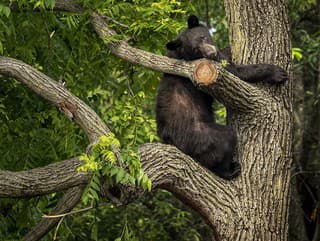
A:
221,0,292,240
0,158,87,197
2,0,293,240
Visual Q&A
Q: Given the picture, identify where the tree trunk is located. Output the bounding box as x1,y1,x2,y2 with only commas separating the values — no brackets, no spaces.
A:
214,0,292,240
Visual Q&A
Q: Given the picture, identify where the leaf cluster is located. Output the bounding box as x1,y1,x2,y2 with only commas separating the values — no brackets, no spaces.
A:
78,134,152,205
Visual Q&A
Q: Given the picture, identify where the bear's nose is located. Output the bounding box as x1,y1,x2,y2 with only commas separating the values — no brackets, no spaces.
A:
199,43,217,59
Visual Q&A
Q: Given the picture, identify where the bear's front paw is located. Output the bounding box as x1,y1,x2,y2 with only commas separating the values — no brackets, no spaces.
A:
269,66,288,83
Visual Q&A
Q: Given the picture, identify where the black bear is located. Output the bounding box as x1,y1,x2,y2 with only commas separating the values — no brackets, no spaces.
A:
156,15,287,179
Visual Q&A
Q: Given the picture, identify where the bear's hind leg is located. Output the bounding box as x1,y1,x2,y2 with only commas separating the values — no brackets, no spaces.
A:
195,147,240,180
211,158,241,180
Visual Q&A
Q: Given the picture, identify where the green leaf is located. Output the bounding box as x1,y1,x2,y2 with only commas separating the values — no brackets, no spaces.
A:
92,174,100,182
91,223,98,241
116,169,126,183
128,176,136,186
0,41,3,55
292,47,303,61
90,181,100,192
147,179,152,191
3,6,10,17
108,166,118,176
136,169,144,185
33,1,44,9
89,188,99,200
44,0,56,9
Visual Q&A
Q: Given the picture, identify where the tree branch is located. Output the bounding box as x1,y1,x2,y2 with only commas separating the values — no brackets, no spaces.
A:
0,56,124,165
0,143,240,238
198,67,269,112
138,143,241,235
23,186,84,241
0,157,88,197
0,57,110,142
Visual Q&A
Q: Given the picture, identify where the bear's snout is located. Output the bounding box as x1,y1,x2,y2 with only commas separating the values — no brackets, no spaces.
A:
198,43,217,59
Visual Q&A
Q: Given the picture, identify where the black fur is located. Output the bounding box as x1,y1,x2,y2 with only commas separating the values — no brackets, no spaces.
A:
156,15,287,179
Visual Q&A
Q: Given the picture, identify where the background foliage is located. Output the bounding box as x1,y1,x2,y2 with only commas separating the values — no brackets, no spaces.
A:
289,1,320,241
0,0,319,240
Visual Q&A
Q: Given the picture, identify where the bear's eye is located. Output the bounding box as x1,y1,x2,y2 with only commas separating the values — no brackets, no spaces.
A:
200,36,207,41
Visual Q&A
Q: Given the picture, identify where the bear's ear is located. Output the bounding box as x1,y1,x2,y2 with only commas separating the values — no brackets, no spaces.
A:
166,39,182,50
188,15,200,29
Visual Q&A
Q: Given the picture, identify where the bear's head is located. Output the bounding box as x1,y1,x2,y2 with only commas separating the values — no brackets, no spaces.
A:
166,15,217,61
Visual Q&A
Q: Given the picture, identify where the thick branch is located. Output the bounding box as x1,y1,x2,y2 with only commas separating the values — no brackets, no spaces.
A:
52,0,84,13
198,67,269,112
91,12,193,79
0,57,109,142
0,56,124,165
0,157,88,197
0,143,239,234
0,143,238,205
139,143,241,237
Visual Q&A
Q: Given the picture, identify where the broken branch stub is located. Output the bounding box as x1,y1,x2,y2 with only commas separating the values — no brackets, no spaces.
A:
192,60,218,85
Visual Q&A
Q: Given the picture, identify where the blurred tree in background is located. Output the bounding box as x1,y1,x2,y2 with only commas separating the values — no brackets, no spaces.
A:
289,0,320,241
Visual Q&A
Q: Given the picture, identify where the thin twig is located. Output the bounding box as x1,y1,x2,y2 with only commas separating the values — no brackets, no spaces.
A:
291,170,320,179
53,216,64,240
103,15,130,29
42,206,94,219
